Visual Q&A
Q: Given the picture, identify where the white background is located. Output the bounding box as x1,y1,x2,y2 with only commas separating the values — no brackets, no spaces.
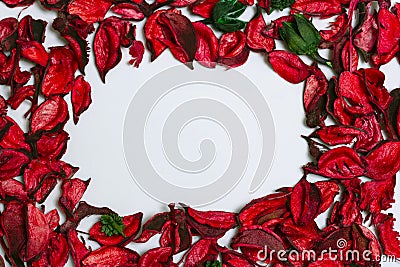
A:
0,2,399,266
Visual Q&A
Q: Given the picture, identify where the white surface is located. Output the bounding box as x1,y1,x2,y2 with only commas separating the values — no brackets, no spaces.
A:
0,2,399,266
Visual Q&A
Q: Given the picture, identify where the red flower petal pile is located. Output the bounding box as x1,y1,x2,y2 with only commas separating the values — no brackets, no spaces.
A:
0,0,399,266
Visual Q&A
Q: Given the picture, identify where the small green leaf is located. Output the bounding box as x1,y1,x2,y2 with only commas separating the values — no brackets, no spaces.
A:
215,17,246,32
294,14,321,50
270,0,294,12
100,213,126,237
279,22,308,55
205,261,222,267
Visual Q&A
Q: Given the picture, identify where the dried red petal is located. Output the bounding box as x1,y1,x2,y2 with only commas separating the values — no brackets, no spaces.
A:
268,50,310,84
312,126,362,146
320,14,348,43
245,14,275,52
190,0,219,18
7,85,35,110
36,130,68,160
221,250,254,267
24,203,51,261
0,18,18,51
67,0,112,23
361,68,392,110
89,212,142,246
315,181,340,214
30,96,69,134
145,10,168,61
341,40,358,72
192,22,218,68
360,177,395,214
354,4,378,53
280,220,322,251
291,0,342,18
0,148,30,180
239,190,290,227
364,141,400,180
48,233,69,267
304,147,365,179
218,31,250,68
94,22,122,83
185,206,237,238
17,40,48,67
82,246,140,266
375,8,400,65
67,229,90,267
0,179,28,201
158,12,197,65
134,212,169,243
290,177,321,225
336,71,373,115
354,114,382,152
129,40,145,68
376,215,400,258
304,67,328,127
1,201,26,256
111,3,145,20
59,178,90,216
1,0,34,7
41,47,78,97
70,75,92,124
184,239,218,267
232,226,285,251
138,247,173,267
0,117,30,151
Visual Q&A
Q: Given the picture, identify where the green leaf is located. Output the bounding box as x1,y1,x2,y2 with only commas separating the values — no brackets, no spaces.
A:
270,0,294,12
294,13,321,50
279,22,308,55
211,0,247,32
215,17,246,32
100,213,126,237
205,261,222,267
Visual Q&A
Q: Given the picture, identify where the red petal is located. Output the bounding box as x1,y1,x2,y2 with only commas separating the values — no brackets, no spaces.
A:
245,14,275,52
138,247,173,267
17,40,48,67
184,239,218,267
30,96,69,134
82,246,140,266
218,31,249,68
67,0,112,23
67,229,90,267
268,51,310,84
364,141,400,180
94,23,122,82
192,22,218,68
291,0,342,17
111,3,145,20
290,178,321,225
0,148,30,180
59,178,90,216
376,215,400,258
70,75,92,124
129,40,145,68
89,212,142,246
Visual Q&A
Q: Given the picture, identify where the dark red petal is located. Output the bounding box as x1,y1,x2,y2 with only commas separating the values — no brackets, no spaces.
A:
67,229,90,267
290,177,321,225
67,0,112,23
70,75,92,124
48,233,69,267
0,148,30,180
218,31,249,68
0,179,28,202
0,117,31,151
145,10,168,61
315,181,340,214
129,40,145,68
36,130,69,160
231,226,285,251
59,178,90,216
268,50,310,84
1,201,26,256
305,146,365,179
192,22,218,68
134,212,169,243
24,203,51,261
360,177,395,214
158,12,197,65
7,85,35,110
94,23,122,83
30,96,69,134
